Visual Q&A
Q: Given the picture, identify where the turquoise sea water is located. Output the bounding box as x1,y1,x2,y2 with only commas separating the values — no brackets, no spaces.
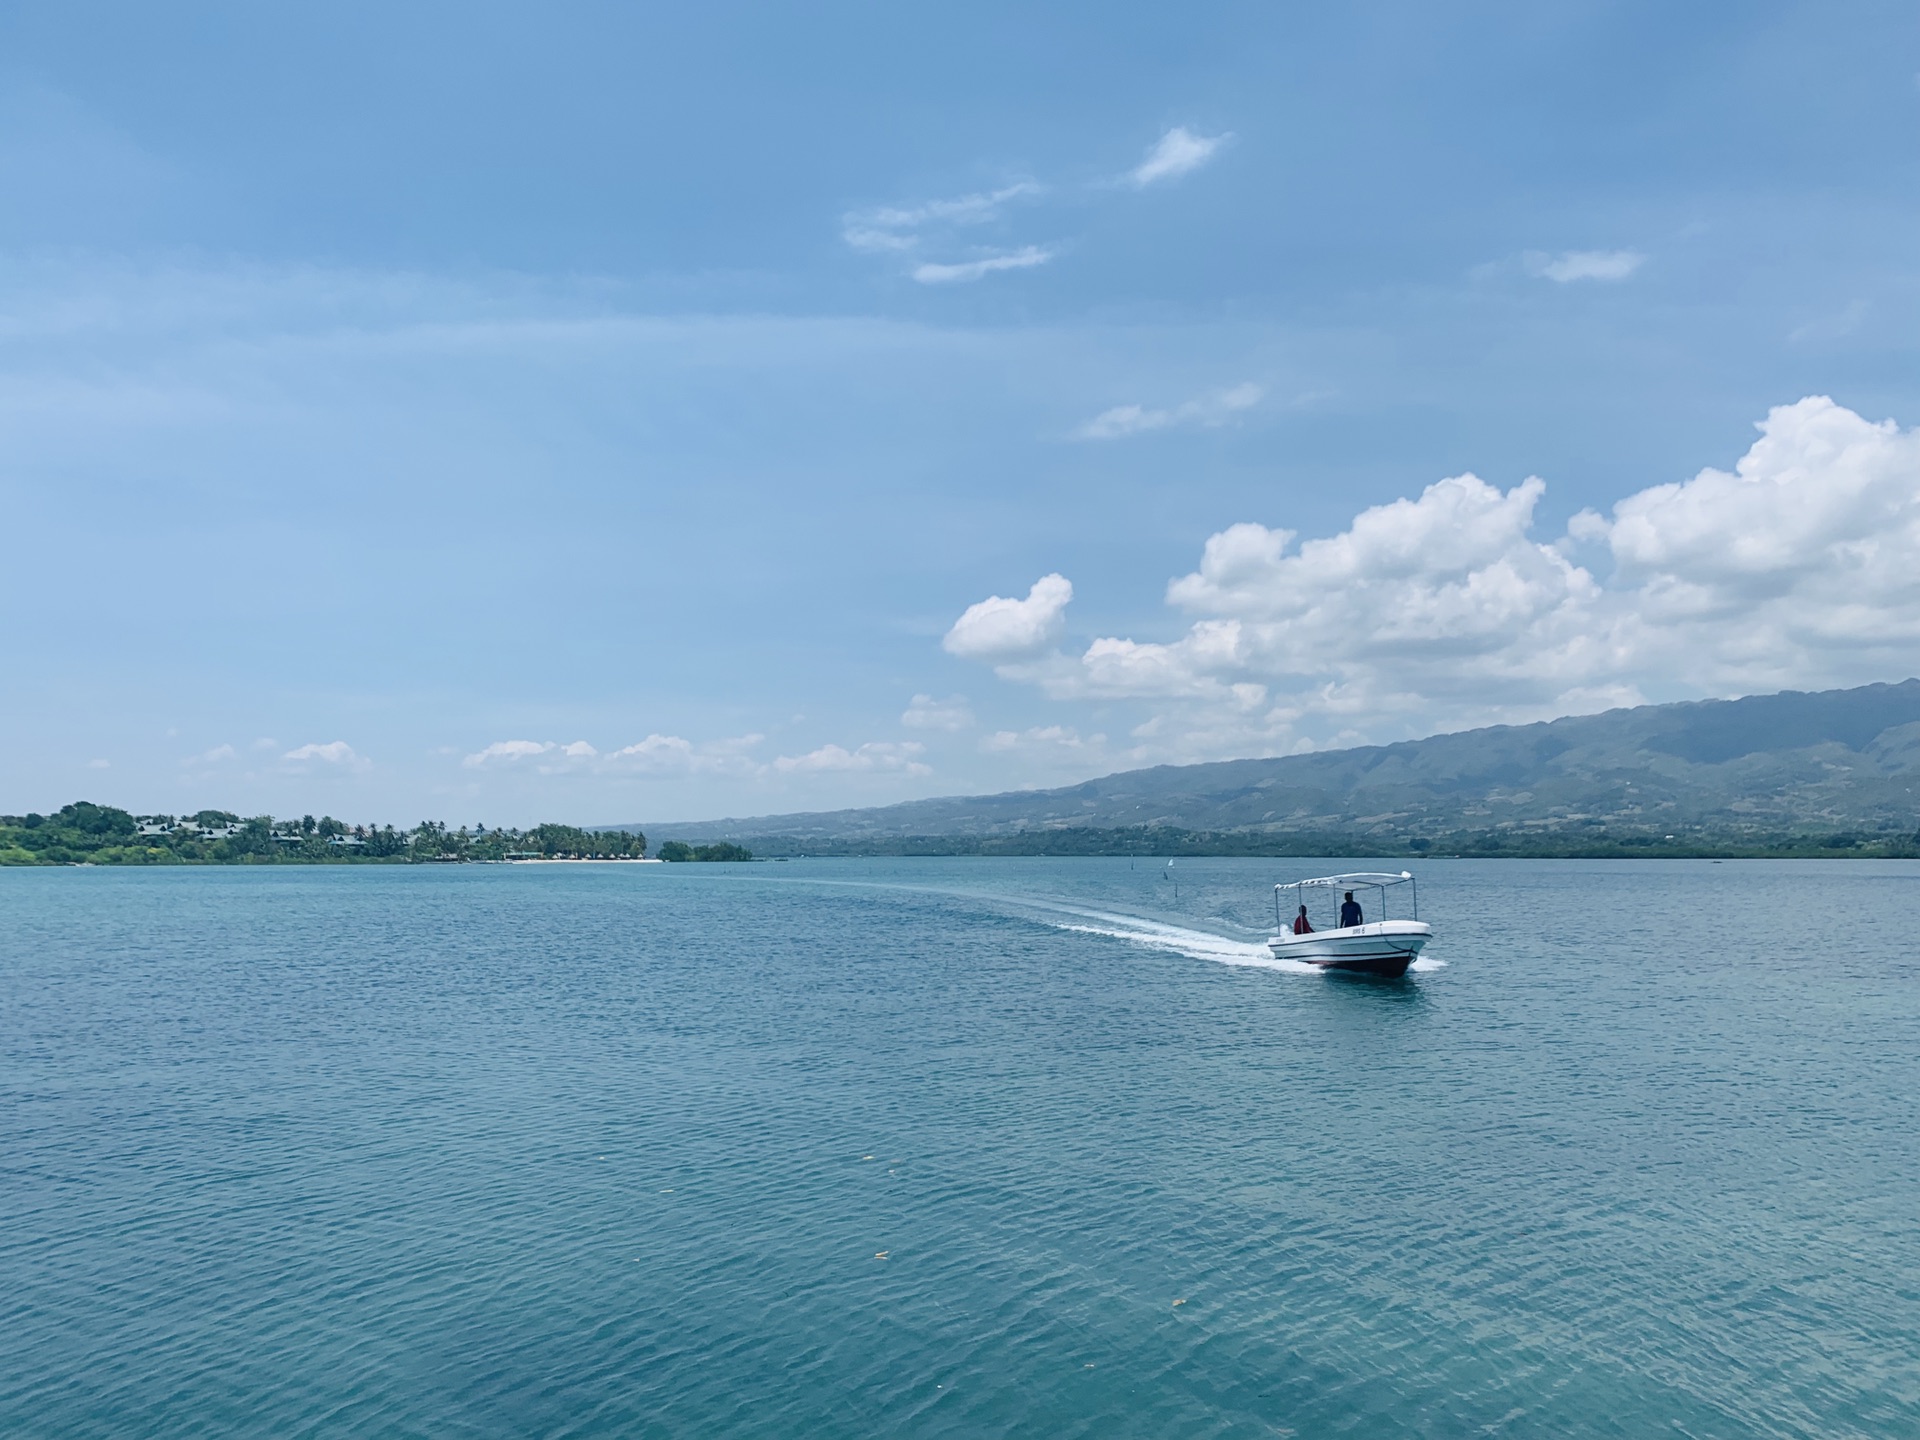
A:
5,857,1920,1437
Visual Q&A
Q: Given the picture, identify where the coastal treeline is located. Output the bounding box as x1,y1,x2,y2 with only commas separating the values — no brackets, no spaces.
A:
729,823,1920,861
0,803,750,866
655,840,752,863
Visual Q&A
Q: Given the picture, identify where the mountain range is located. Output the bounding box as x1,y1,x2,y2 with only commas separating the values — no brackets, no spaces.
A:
632,680,1920,857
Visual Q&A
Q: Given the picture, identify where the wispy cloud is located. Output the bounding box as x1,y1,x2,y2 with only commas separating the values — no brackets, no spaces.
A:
847,123,1230,285
1076,382,1262,440
283,740,370,772
772,741,928,775
1525,249,1645,283
1129,127,1230,187
843,182,1042,249
463,739,554,767
464,732,765,776
980,725,1099,754
841,226,919,254
842,181,1042,255
1789,298,1869,344
901,693,975,731
604,733,764,775
912,246,1054,285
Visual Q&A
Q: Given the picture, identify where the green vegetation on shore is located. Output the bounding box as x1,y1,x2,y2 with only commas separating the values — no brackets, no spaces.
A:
0,803,671,866
7,802,1904,868
735,823,1920,860
655,840,753,863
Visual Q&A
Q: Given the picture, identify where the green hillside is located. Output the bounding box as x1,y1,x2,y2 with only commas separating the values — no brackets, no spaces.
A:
635,680,1920,856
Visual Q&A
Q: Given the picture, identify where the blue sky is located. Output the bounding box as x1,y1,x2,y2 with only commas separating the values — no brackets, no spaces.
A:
3,1,1918,826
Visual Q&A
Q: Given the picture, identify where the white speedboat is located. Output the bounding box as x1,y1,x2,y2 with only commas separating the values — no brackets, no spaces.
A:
1269,871,1431,977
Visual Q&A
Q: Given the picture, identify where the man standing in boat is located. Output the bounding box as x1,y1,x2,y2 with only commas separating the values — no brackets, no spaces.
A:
1339,891,1364,928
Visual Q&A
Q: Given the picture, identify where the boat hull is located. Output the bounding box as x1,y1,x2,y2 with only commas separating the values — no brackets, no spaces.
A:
1268,921,1431,978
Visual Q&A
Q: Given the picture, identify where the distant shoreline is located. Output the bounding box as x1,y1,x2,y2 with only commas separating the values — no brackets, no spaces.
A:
659,827,1920,862
498,856,665,864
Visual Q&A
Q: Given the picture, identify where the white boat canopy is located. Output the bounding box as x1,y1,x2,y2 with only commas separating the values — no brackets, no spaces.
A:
1275,871,1413,890
1272,870,1419,925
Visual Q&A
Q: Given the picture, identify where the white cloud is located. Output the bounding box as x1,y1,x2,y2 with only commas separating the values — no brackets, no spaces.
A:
980,725,1099,753
1526,249,1646,283
87,757,109,769
1130,127,1230,187
184,743,238,765
604,733,694,770
912,246,1054,285
846,183,1038,242
949,397,1920,756
844,182,1043,250
604,733,764,775
283,740,370,771
463,739,553,767
943,573,1074,659
773,741,929,775
1077,382,1262,440
462,733,762,775
1575,397,1920,680
841,226,919,254
901,693,975,731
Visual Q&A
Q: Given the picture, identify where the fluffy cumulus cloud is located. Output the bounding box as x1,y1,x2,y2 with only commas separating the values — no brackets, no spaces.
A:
1526,248,1645,282
943,574,1073,659
1130,127,1230,186
944,398,1920,756
1077,382,1261,440
1571,396,1920,682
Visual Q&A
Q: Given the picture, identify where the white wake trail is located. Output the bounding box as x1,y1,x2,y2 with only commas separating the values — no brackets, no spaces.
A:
1036,906,1321,974
1023,901,1449,976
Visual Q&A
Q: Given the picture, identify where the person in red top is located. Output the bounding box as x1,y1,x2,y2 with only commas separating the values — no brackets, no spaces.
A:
1292,904,1314,935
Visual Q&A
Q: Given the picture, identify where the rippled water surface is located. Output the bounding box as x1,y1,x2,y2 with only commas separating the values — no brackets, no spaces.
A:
6,857,1920,1437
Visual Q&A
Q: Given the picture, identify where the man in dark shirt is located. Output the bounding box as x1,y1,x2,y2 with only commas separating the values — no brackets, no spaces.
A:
1339,891,1364,928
